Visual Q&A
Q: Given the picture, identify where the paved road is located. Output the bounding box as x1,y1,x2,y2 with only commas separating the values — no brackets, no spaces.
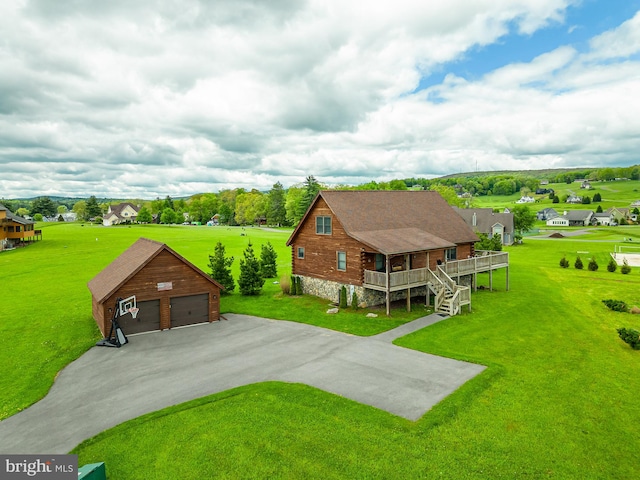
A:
0,314,485,454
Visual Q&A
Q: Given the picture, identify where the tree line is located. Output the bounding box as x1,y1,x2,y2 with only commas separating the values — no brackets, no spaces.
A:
3,165,639,226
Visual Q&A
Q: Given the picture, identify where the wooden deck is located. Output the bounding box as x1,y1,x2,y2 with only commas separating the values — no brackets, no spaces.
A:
363,251,509,291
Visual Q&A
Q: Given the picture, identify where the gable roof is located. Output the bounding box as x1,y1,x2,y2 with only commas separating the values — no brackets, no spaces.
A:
453,208,514,234
87,237,222,303
0,204,34,225
106,202,140,220
287,190,479,255
565,210,593,221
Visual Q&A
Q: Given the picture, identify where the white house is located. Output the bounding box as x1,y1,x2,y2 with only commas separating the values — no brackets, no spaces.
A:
547,216,569,227
103,203,140,226
516,196,535,204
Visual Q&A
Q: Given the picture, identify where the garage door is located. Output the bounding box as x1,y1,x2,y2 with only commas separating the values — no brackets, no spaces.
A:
170,294,209,328
120,299,160,335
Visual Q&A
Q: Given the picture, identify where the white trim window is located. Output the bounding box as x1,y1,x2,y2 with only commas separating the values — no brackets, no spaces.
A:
337,251,346,271
316,216,332,235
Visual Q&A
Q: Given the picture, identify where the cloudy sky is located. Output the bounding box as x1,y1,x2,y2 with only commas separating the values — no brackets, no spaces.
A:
2,0,640,199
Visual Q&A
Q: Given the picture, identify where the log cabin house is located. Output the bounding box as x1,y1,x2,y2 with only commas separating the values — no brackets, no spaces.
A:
286,191,509,316
0,204,41,250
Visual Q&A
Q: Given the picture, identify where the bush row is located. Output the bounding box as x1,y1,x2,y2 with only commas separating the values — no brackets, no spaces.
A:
560,256,631,274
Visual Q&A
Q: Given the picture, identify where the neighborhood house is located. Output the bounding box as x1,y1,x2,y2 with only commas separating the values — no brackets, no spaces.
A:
286,191,509,316
454,208,515,246
0,204,41,250
103,203,141,226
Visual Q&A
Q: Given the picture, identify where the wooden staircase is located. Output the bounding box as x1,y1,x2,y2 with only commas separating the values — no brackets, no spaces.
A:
428,266,471,316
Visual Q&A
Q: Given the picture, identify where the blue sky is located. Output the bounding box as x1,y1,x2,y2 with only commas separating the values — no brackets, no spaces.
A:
1,0,640,198
419,0,640,89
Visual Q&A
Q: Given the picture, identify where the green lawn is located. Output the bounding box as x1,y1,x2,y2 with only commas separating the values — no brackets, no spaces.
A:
4,222,640,478
473,179,640,213
69,235,640,479
0,223,425,420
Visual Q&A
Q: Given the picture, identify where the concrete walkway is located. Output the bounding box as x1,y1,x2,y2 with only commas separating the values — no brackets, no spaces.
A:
0,314,485,454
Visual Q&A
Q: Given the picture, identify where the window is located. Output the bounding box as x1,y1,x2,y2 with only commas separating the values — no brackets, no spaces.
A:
337,251,346,271
375,254,385,272
297,247,305,259
316,216,332,235
446,247,457,261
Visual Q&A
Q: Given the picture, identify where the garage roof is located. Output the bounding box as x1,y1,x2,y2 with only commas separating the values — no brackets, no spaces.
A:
88,237,222,303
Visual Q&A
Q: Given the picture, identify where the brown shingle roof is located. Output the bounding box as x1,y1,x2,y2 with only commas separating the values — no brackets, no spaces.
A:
87,237,222,303
288,190,479,254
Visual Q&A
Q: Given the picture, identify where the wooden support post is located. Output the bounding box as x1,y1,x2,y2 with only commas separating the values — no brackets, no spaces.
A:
506,266,510,291
406,287,411,312
386,255,391,316
489,269,493,291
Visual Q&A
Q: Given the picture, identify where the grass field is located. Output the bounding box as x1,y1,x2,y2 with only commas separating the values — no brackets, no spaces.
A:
0,223,427,420
473,179,640,214
3,222,640,478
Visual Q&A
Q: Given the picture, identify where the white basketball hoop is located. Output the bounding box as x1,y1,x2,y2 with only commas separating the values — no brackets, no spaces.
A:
118,295,137,317
129,307,140,319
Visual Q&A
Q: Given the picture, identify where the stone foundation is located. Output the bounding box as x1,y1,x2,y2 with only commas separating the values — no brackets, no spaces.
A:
297,275,432,308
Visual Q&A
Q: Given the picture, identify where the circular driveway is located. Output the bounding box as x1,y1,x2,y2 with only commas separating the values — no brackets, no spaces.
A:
0,314,485,454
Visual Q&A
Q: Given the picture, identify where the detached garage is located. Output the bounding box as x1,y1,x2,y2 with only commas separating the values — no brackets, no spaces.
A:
88,237,223,336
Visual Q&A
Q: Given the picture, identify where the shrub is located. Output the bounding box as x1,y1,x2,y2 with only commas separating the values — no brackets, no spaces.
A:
559,256,569,268
259,242,278,278
351,291,359,310
602,299,628,312
607,258,618,272
208,241,235,294
621,259,631,275
290,275,296,295
279,275,291,295
295,276,302,295
617,328,640,350
574,256,583,270
238,242,264,295
588,257,599,271
339,286,347,308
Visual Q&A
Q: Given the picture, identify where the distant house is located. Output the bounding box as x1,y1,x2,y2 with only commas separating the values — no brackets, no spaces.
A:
546,216,569,227
540,180,549,186
580,180,592,189
608,207,631,224
454,208,514,245
630,200,640,208
593,212,613,226
286,190,510,316
537,208,559,221
566,195,583,204
535,188,554,195
0,204,41,250
516,196,535,204
565,210,595,227
103,203,140,226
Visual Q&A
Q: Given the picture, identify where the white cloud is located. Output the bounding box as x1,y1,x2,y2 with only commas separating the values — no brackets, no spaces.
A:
2,0,639,199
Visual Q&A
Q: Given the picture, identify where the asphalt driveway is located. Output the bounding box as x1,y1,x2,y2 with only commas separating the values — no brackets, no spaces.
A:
0,313,485,454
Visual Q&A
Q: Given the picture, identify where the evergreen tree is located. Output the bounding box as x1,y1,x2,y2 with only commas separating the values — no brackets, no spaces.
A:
574,256,583,270
296,176,321,219
588,257,599,271
267,182,288,226
208,242,235,293
596,204,603,213
607,258,617,272
31,196,57,217
593,192,602,202
86,196,102,219
259,242,278,278
238,242,264,295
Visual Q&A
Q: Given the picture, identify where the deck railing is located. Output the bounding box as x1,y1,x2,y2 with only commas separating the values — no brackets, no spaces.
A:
442,251,509,276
